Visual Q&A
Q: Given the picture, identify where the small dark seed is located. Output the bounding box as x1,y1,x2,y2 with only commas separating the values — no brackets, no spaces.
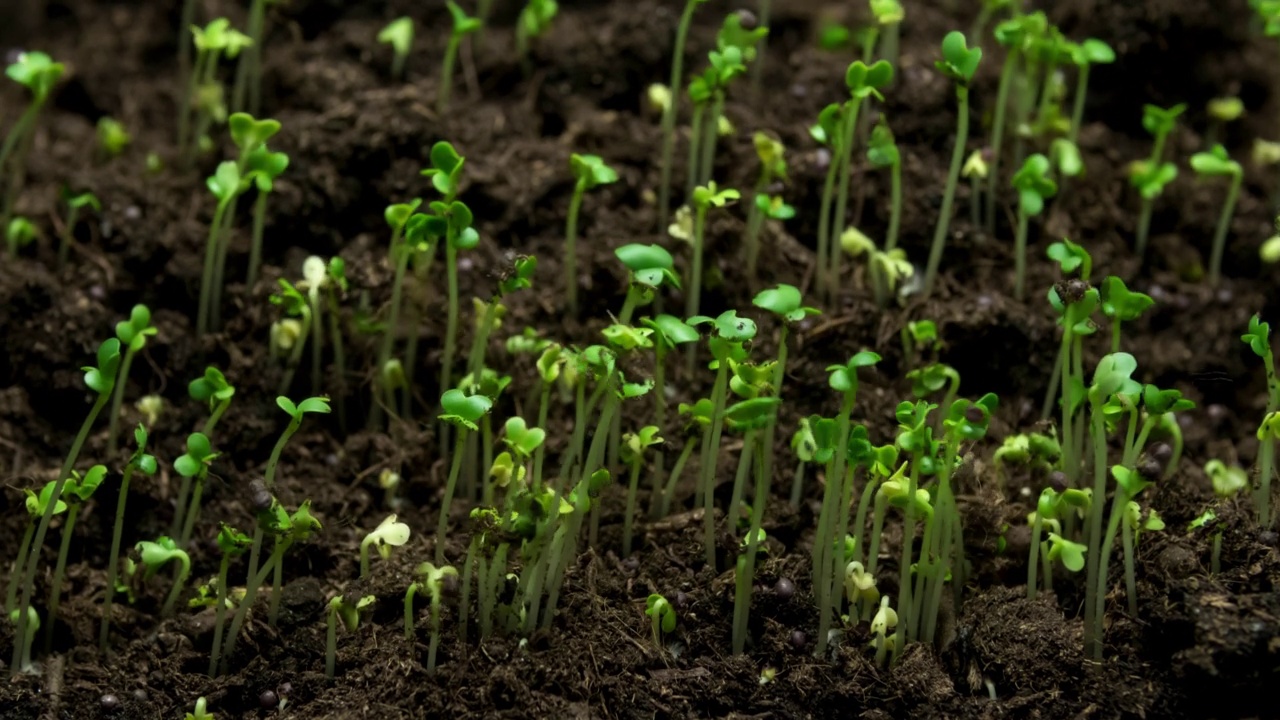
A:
622,556,639,572
773,578,795,600
131,689,148,702
789,630,806,649
674,591,689,609
259,690,279,709
1149,442,1173,467
440,573,460,599
1138,458,1162,480
736,9,758,29
100,694,120,710
964,406,984,423
1048,471,1068,493
278,682,293,697
1259,530,1278,548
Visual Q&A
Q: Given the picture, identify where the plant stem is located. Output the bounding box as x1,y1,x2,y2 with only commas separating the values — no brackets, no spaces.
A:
923,88,971,298
441,243,460,403
830,100,864,292
564,183,585,315
686,203,709,326
1206,174,1241,287
160,555,190,618
207,553,231,676
623,461,643,556
44,504,79,653
1092,490,1127,660
1211,532,1222,574
325,606,338,679
1027,512,1043,600
896,463,920,644
985,49,1018,235
658,0,701,235
698,93,724,188
438,34,461,114
247,191,269,288
197,200,230,337
276,306,312,397
1122,506,1138,616
179,472,207,547
1083,403,1107,658
106,347,137,458
815,131,841,300
661,438,698,518
789,460,805,510
7,522,34,613
1014,209,1029,301
726,432,756,531
1068,64,1090,146
699,364,729,569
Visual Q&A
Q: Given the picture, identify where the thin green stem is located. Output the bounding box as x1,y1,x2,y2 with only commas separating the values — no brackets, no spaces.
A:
661,438,698,518
830,100,864,291
441,243,460,402
623,461,643,556
686,204,708,324
685,103,706,200
1014,210,1029,301
923,88,971,297
106,348,137,458
247,191,268,288
435,430,469,564
197,201,230,337
438,34,461,114
657,0,701,235
208,554,231,676
985,50,1018,235
565,186,584,314
1083,404,1107,658
1206,175,1241,287
44,504,80,653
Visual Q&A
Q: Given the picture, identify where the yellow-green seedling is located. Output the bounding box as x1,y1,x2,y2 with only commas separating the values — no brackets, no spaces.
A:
56,190,100,271
1100,276,1153,353
683,183,740,324
369,199,425,427
360,515,411,579
197,161,247,336
844,560,879,623
44,465,105,651
868,595,898,667
438,1,482,113
657,396,712,519
436,388,494,563
841,228,916,307
266,281,314,397
136,536,191,617
1126,503,1165,554
378,17,414,79
871,0,905,64
1189,145,1243,286
96,117,130,159
923,32,983,297
1038,239,1095,420
644,593,676,649
982,11,1047,233
207,524,251,676
687,15,766,193
1067,39,1114,146
189,366,235,440
405,562,457,673
888,401,941,652
184,697,214,720
731,526,770,654
1026,484,1089,598
823,59,893,297
656,0,710,236
516,0,558,71
180,19,253,164
244,143,289,288
1243,315,1280,527
6,216,37,258
2,52,64,227
1009,154,1057,300
900,319,941,368
107,304,157,457
1206,96,1244,147
174,433,220,549
100,425,157,653
1131,103,1186,258
426,179,479,425
7,482,66,616
611,245,676,329
744,132,790,276
994,431,1061,489
868,119,903,257
907,362,961,422
325,591,375,679
818,20,853,52
1046,278,1101,486
8,606,39,674
563,153,618,314
1205,458,1248,572
620,426,663,557
10,338,119,675
1045,532,1086,574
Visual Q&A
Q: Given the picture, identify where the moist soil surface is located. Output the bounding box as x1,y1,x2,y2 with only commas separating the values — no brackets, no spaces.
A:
2,0,1279,718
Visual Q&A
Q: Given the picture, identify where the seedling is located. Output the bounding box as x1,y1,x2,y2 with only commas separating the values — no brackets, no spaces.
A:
185,697,214,720
405,562,458,673
439,2,482,113
1205,96,1244,148
2,52,64,228
1243,315,1280,526
436,388,494,563
360,515,411,579
136,536,191,617
268,279,314,396
869,596,898,667
1010,154,1057,300
197,161,246,336
1067,39,1114,146
906,362,962,421
744,132,788,276
1100,276,1153,353
923,31,983,297
5,216,36,258
1204,459,1247,572
657,0,710,237
516,0,558,72
644,593,677,649
11,338,119,674
96,117,130,159
378,17,414,79
43,465,105,651
99,425,157,653
1189,144,1243,286
563,153,618,314
57,190,101,270
180,19,253,165
687,15,766,192
622,427,663,556
683,183,740,324
103,304,157,457
1132,103,1186,258
244,143,289,288
207,524,250,676
325,592,375,679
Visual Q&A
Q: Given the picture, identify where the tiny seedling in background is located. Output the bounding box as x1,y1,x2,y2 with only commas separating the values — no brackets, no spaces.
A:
175,432,218,547
57,190,101,271
244,143,289,288
439,2,483,114
100,425,157,653
564,153,618,314
1010,154,1057,300
1203,459,1247,573
1242,315,1279,527
378,17,414,79
44,466,105,652
621,426,663,556
184,697,214,720
96,116,131,159
1067,39,1115,147
6,216,37,258
107,304,157,457
360,515,411,579
1205,96,1244,148
325,592,375,679
207,523,251,676
516,0,558,72
683,183,740,324
406,562,457,674
1100,276,1153,353
656,0,709,237
2,52,65,229
1188,144,1243,287
744,132,788,277
1132,103,1186,259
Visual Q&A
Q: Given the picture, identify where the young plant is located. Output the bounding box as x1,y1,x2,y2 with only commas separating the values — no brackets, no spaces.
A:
96,116,130,159
1204,459,1248,572
867,119,903,258
1009,154,1058,300
727,398,781,655
1189,145,1243,286
136,536,191,617
657,0,709,236
438,2,482,114
378,17,414,79
174,432,218,548
6,216,37,258
687,16,766,192
11,338,119,675
56,190,101,271
683,183,740,324
743,132,788,276
644,593,676,649
269,279,312,396
869,596,898,667
360,515,411,579
184,697,214,720
44,465,105,652
1243,315,1280,527
923,32,983,297
207,523,250,676
180,20,252,165
8,607,39,674
105,304,157,457
99,425,157,653
564,153,618,314
244,143,289,288
325,592,375,679
1206,96,1244,148
1026,485,1089,599
2,52,65,228
7,482,64,619
516,0,558,72
622,427,663,556
1132,103,1186,258
405,562,458,673
1066,39,1115,146
1100,276,1154,353
984,13,1045,235
436,389,494,563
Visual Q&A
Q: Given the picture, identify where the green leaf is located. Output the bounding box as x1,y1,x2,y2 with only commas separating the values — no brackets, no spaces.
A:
1046,239,1092,280
1046,533,1086,572
1011,154,1057,216
936,30,982,85
1100,276,1154,323
217,523,252,556
570,153,619,190
504,416,546,457
5,51,64,100
228,113,281,152
296,397,332,414
1111,465,1151,497
867,120,900,168
189,366,235,408
385,200,423,234
65,465,108,502
1129,161,1178,200
844,60,894,99
83,339,123,395
642,315,699,349
1189,144,1242,178
752,284,820,323
1050,138,1083,178
810,103,845,147
246,146,289,192
207,161,243,203
421,141,465,198
1242,315,1272,358
25,481,68,517
602,323,654,351
689,309,757,342
1142,103,1186,138
377,17,415,57
691,182,740,209
439,388,493,429
447,1,483,35
114,304,158,352
1072,38,1115,65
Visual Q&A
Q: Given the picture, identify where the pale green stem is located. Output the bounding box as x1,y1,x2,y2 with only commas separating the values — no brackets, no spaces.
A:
923,88,971,297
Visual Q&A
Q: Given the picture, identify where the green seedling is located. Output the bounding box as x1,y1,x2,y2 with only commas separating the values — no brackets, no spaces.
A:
1204,459,1247,572
563,153,618,314
184,697,214,720
844,560,880,622
726,397,781,655
963,148,988,230
56,190,100,270
1243,315,1279,527
96,116,130,159
683,183,740,324
622,427,663,556
269,279,313,396
923,31,983,297
369,198,424,428
11,338,119,675
175,432,218,548
207,523,250,676
439,1,482,113
1189,144,1243,286
688,15,766,192
818,21,853,52
244,144,289,288
1067,39,1114,146
180,19,252,165
100,425,157,653
6,216,37,258
8,607,39,674
360,515,411,579
1132,103,1186,258
869,595,898,667
197,161,245,336
984,12,1046,234
640,315,699,518
901,319,941,368
404,562,458,673
437,388,494,563
43,465,105,652
378,17,414,79
645,593,677,649
5,481,61,615
325,592,375,679
615,245,677,328
229,0,270,115
744,132,788,276
106,304,156,457
1026,486,1089,598
657,0,710,236
1038,239,1095,420
1206,96,1244,147
516,0,558,72
1010,154,1057,300
871,0,905,65
1045,532,1087,573
906,362,961,421
136,536,191,617
2,52,65,228
1100,276,1153,353
969,0,1015,44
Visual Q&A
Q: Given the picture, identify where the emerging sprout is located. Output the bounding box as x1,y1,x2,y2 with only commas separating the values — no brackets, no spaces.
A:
207,523,251,676
360,515,412,579
1009,154,1058,300
1132,103,1186,258
100,425,157,653
1046,532,1086,572
106,304,157,457
184,697,214,720
5,216,37,258
1188,144,1243,287
644,593,677,649
1242,314,1279,527
1206,96,1244,147
325,592,375,679
438,1,483,114
96,116,131,158
1067,39,1115,146
869,596,898,667
684,182,740,322
1100,276,1153,353
621,426,663,556
2,52,65,230
56,190,101,270
404,562,458,674
377,17,414,79
564,153,619,314
516,0,558,71
136,536,191,617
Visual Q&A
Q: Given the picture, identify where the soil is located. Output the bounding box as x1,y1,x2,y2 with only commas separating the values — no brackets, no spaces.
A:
2,0,1279,718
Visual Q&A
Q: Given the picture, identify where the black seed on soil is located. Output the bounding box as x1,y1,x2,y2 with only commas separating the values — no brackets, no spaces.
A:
774,578,795,600
1138,459,1162,480
1048,471,1068,493
789,630,806,649
674,591,688,609
622,556,639,571
440,573,460,598
259,690,279,709
1149,442,1173,467
131,689,148,702
100,694,120,711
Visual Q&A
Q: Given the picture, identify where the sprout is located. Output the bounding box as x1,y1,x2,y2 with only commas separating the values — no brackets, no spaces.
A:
1067,39,1115,147
436,388,494,563
844,560,879,621
325,592,375,679
1188,144,1243,287
869,596,898,667
360,515,412,579
922,32,983,298
96,117,131,159
621,426,663,556
244,144,289,288
1242,314,1279,527
207,524,251,676
516,0,558,71
106,304,157,457
180,19,254,164
185,697,214,720
564,153,618,314
173,431,219,548
7,607,39,673
439,1,482,113
1046,532,1086,572
136,536,191,618
1206,96,1244,147
744,132,790,276
56,190,101,270
657,0,711,239
2,52,64,230
5,216,37,258
644,593,677,649
684,182,740,323
404,562,458,674
1132,103,1186,259
1009,153,1057,300
377,17,414,79
1099,276,1153,353
100,425,157,653
42,466,105,652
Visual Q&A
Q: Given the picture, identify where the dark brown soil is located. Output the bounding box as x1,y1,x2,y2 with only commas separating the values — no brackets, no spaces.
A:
2,0,1279,718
